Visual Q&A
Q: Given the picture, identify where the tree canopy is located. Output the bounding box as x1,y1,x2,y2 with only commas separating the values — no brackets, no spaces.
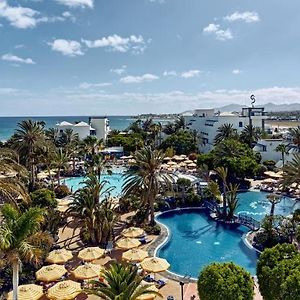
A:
257,243,300,300
160,130,197,155
198,262,254,300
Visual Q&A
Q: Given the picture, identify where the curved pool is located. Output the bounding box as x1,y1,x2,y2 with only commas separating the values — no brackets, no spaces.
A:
156,191,300,277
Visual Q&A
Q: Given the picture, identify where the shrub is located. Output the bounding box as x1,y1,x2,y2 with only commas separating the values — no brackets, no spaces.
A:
257,243,300,300
198,262,254,300
143,224,161,235
30,188,57,208
263,160,276,170
54,185,70,199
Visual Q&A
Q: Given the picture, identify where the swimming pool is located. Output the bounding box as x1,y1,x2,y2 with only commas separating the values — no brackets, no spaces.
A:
156,191,300,277
63,172,125,197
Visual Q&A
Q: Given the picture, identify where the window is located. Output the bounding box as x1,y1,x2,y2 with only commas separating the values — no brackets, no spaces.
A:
239,121,243,127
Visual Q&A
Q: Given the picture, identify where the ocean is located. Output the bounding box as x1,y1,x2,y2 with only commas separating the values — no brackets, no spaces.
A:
0,116,133,142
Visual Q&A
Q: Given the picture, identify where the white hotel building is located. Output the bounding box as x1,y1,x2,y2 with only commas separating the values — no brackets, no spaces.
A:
183,107,268,153
56,117,110,142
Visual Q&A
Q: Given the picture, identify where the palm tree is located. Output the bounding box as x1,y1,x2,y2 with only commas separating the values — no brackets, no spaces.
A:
267,194,282,217
0,148,30,206
52,148,69,186
81,136,103,156
288,127,300,151
282,154,300,188
122,146,171,225
11,120,45,190
85,154,112,181
214,123,237,144
240,124,261,147
66,177,116,244
226,183,239,220
85,262,161,300
275,143,289,166
0,204,52,300
174,116,185,131
45,128,59,145
215,167,228,218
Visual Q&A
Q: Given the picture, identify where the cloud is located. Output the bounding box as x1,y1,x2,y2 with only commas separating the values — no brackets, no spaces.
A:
163,70,177,77
82,34,148,54
225,11,260,23
1,53,35,64
120,73,159,84
181,70,201,78
203,23,233,41
49,39,84,57
110,65,127,75
79,82,112,89
55,0,94,8
232,69,241,75
0,1,77,29
0,87,19,95
0,0,39,29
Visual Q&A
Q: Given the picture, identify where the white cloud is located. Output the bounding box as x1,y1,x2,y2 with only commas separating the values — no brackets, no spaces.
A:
79,82,112,89
82,34,148,54
181,70,201,78
203,23,233,41
0,1,76,29
1,53,35,64
0,0,39,29
232,69,241,75
120,73,159,84
110,65,127,75
49,39,84,57
0,87,19,95
55,0,94,8
225,11,260,23
163,70,177,77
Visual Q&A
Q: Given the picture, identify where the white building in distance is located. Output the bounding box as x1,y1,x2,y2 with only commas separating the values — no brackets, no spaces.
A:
183,107,267,152
56,117,110,142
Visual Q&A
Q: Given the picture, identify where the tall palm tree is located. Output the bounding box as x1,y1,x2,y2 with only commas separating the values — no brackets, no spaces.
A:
85,154,112,181
214,123,237,144
215,167,228,218
0,204,52,300
267,194,282,217
122,146,171,225
282,154,300,188
11,120,45,190
275,143,289,166
240,124,261,147
52,148,69,186
81,136,103,156
288,127,300,151
45,128,59,145
85,262,161,300
226,183,239,220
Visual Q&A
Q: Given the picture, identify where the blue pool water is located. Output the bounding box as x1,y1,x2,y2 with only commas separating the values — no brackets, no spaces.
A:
156,191,300,277
64,172,125,197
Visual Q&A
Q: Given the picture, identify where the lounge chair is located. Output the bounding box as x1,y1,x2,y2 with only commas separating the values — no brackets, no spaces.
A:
143,274,155,282
155,278,168,288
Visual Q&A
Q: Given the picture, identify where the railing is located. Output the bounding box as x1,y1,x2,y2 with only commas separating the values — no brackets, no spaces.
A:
236,213,260,230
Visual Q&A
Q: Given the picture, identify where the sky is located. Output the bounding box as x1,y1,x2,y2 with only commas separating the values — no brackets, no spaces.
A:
1,0,300,116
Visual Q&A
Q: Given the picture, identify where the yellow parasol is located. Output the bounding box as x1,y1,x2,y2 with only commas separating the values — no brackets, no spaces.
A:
78,247,105,262
136,284,159,300
122,227,144,238
116,237,141,250
122,249,149,262
72,263,103,280
7,284,43,300
46,249,73,264
36,264,67,282
46,280,82,300
141,257,170,273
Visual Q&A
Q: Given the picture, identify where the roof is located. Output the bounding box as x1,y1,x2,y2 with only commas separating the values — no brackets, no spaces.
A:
74,121,90,127
57,121,73,126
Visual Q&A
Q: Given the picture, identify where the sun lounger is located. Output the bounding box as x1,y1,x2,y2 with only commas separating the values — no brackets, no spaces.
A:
155,279,168,288
143,274,155,282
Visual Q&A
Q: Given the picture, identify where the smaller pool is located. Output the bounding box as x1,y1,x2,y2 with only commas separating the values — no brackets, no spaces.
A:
63,173,124,197
157,209,258,277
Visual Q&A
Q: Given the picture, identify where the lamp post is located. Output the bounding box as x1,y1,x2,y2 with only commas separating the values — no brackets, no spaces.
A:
179,281,184,300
